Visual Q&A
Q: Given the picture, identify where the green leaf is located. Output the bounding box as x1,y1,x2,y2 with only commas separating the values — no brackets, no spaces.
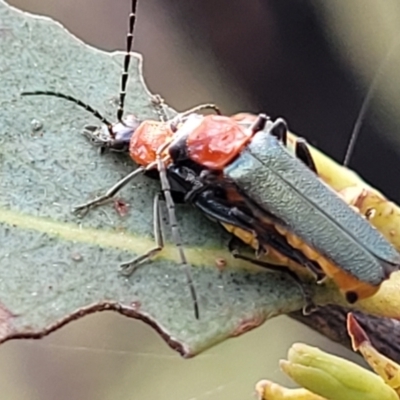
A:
0,0,315,357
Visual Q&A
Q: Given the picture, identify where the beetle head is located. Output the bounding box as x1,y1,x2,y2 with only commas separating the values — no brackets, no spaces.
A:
83,114,141,153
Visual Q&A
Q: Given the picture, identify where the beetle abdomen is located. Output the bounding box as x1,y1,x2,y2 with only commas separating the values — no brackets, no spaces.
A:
225,127,400,299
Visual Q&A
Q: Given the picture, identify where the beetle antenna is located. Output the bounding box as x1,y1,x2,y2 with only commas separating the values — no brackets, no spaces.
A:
117,0,137,124
21,90,112,128
344,38,400,167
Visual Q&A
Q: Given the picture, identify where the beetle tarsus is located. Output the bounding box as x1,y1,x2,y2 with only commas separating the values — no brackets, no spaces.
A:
120,194,164,275
120,247,163,276
72,197,111,217
73,166,145,216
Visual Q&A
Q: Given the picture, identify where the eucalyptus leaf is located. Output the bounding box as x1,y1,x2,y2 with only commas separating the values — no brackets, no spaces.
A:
0,0,315,357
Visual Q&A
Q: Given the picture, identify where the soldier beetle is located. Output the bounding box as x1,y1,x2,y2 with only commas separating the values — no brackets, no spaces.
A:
21,0,400,317
164,113,400,303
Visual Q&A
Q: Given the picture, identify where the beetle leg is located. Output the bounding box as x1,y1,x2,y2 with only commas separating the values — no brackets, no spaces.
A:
155,147,200,319
120,193,164,274
230,207,326,282
269,118,288,146
169,103,222,131
179,103,222,117
151,94,169,122
228,235,251,253
183,176,209,203
295,137,318,174
231,249,316,315
73,166,145,216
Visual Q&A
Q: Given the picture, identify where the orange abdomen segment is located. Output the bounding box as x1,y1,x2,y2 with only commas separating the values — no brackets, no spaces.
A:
129,120,174,166
274,226,378,301
222,224,259,250
221,223,310,278
223,220,378,301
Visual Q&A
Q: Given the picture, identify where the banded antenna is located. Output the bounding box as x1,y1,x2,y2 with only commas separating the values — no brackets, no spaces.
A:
21,91,113,132
117,0,138,124
22,0,139,136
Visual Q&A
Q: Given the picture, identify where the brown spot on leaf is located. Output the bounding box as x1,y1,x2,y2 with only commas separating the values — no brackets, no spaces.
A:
215,257,227,272
114,198,129,217
0,304,16,339
231,314,266,337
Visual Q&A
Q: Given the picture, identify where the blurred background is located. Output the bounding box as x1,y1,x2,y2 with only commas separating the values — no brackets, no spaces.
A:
3,0,400,399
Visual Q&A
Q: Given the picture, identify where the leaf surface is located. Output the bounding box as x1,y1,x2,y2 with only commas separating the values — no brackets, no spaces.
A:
0,0,309,357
